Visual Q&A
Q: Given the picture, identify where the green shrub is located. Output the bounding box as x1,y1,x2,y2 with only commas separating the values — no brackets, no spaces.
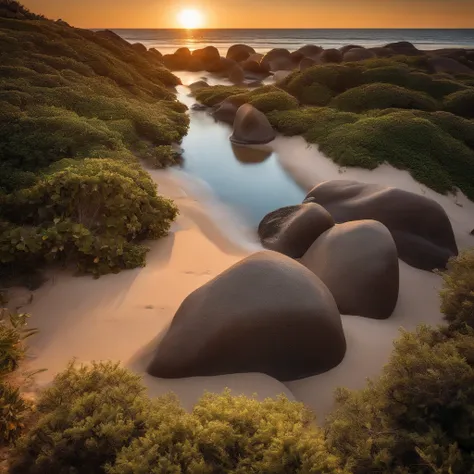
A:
326,325,474,474
0,379,31,445
440,250,474,331
10,362,152,473
444,88,474,118
12,363,347,474
141,145,182,169
0,159,178,276
319,112,474,198
330,83,439,113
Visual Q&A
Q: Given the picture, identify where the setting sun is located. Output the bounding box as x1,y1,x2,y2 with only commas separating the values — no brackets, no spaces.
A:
177,8,203,29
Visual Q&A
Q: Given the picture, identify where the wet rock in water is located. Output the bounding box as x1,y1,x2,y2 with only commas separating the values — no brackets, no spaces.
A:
227,44,256,62
305,180,458,271
228,64,245,84
147,251,346,381
131,42,147,54
295,44,323,59
188,80,209,92
206,57,236,73
163,52,193,70
192,46,221,66
258,203,335,258
300,57,317,70
320,48,343,64
191,103,208,111
301,220,399,320
429,56,473,74
343,47,376,62
241,58,270,75
261,48,292,71
212,101,239,124
231,104,276,145
247,53,264,63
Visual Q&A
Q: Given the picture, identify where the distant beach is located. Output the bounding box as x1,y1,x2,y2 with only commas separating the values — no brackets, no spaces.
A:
109,28,474,55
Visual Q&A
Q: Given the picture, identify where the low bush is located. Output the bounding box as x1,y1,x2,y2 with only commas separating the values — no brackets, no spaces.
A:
319,112,474,198
444,88,474,118
0,159,178,276
330,83,439,113
11,363,348,474
326,325,474,474
440,249,474,332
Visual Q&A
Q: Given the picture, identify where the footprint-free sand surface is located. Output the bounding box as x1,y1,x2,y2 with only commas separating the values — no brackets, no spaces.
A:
12,92,474,421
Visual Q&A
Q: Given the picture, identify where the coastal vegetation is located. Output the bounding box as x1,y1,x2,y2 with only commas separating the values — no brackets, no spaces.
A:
195,59,474,199
0,1,189,283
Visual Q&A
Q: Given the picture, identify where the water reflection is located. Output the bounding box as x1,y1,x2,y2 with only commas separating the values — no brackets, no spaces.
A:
231,144,272,165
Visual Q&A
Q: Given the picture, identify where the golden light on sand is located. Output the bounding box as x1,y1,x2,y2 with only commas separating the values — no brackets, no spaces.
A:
177,8,203,29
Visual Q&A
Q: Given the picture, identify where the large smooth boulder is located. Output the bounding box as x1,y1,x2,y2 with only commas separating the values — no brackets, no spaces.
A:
241,58,270,75
206,57,236,73
343,47,376,62
258,203,335,258
227,44,256,62
300,57,317,70
370,46,395,58
273,70,292,84
301,220,399,320
131,42,147,54
261,48,292,71
320,48,343,64
192,46,220,68
188,80,209,92
384,41,421,56
305,180,458,271
147,251,346,381
339,44,363,55
148,48,163,61
295,45,323,59
230,104,276,145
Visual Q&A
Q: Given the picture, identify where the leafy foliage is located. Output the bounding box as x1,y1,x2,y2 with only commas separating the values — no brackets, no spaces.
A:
326,325,474,474
0,6,187,279
330,83,438,113
11,363,348,474
440,249,474,331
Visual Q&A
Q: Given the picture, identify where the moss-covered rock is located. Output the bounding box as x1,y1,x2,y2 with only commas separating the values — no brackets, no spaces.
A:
444,88,474,118
330,83,439,113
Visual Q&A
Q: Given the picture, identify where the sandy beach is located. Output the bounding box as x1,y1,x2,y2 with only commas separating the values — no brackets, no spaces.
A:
11,74,474,421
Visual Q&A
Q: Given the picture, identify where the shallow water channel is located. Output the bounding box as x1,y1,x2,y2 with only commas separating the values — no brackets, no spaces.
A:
175,72,305,227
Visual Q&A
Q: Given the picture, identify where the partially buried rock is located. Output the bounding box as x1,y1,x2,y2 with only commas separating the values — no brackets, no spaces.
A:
295,44,323,59
131,42,147,54
258,203,335,258
300,57,317,70
192,46,220,67
301,220,399,320
320,48,343,64
305,180,458,271
429,56,473,74
188,80,209,92
147,251,346,381
231,104,276,145
228,64,245,84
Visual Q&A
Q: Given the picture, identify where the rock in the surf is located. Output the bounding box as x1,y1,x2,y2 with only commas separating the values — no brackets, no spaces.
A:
188,80,209,92
231,104,276,145
228,64,245,84
147,251,346,381
191,46,220,66
343,47,376,62
320,48,343,64
301,220,399,320
258,203,335,258
212,101,239,124
226,44,256,62
305,180,458,271
295,44,323,59
261,48,292,71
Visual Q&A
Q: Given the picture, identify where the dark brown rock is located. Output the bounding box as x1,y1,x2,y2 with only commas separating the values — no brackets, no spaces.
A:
231,104,276,145
429,56,473,74
212,101,239,124
147,251,346,381
339,44,363,55
261,48,292,70
305,180,458,271
300,57,317,70
370,47,395,58
131,42,147,54
301,220,399,320
192,46,221,66
320,49,343,64
258,203,335,258
241,58,270,75
384,41,421,56
227,44,256,62
188,80,209,92
295,44,323,59
148,48,163,61
228,64,245,84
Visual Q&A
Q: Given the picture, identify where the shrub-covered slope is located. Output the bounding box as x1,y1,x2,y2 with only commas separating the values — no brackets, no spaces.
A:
0,2,189,281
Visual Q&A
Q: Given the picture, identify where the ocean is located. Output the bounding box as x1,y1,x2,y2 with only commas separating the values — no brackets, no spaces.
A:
111,28,474,55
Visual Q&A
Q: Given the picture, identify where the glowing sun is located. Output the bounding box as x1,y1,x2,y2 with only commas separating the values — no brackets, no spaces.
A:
177,8,203,29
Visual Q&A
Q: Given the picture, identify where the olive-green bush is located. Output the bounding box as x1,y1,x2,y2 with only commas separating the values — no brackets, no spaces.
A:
11,362,348,474
0,4,188,279
440,249,474,332
0,159,178,276
326,325,474,474
444,88,474,118
330,83,439,113
319,112,474,198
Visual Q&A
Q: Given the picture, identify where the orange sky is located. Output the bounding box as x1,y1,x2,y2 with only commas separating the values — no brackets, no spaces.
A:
22,0,474,28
